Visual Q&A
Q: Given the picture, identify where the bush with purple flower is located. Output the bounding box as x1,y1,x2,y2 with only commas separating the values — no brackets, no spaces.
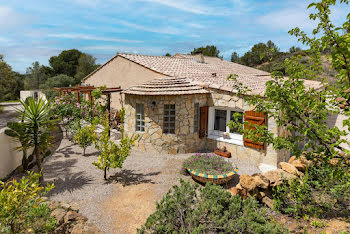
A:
181,153,235,175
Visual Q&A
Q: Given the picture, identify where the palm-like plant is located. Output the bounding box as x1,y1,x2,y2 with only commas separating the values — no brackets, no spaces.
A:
7,97,56,182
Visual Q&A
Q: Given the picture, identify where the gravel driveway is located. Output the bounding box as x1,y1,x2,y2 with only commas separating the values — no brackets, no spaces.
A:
44,134,260,233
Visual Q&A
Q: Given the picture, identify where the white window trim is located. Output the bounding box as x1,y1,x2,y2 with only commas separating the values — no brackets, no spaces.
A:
208,106,243,146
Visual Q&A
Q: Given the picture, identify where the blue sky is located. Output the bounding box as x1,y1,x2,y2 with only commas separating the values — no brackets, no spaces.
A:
1,0,348,73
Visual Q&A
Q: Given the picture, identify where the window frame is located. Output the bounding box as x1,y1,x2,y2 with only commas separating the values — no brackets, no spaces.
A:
208,107,244,145
135,103,145,132
194,103,199,133
163,104,176,134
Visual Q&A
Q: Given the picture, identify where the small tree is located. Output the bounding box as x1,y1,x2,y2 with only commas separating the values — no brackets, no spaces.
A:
0,172,55,233
74,125,96,155
93,113,137,180
7,97,57,182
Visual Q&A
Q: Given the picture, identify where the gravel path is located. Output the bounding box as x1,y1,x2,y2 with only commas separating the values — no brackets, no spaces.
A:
44,133,260,233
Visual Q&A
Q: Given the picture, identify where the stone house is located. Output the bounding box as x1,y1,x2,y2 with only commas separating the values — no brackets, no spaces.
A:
84,53,322,168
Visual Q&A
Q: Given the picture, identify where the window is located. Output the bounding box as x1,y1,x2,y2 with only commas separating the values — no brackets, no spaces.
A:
163,104,175,134
208,107,244,146
136,103,145,132
214,109,227,132
230,111,243,134
194,103,199,133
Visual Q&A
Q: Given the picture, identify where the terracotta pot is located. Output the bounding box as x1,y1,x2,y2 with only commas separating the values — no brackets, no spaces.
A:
214,149,231,158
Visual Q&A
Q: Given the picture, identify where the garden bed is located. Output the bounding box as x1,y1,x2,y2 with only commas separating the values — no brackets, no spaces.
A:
182,153,237,184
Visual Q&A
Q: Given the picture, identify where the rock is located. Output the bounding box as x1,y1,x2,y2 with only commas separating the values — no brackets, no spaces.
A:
263,169,297,186
239,174,257,191
70,202,80,212
262,196,274,209
288,156,296,164
230,187,240,196
49,201,60,210
258,189,272,199
64,211,88,223
297,171,304,178
41,196,49,202
291,159,307,172
279,162,299,176
71,222,103,234
252,174,270,189
60,202,71,210
51,208,66,225
300,156,313,167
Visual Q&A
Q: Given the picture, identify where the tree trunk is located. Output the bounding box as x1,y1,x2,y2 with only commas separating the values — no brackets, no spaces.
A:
104,166,107,180
34,146,43,183
83,147,86,156
22,149,28,171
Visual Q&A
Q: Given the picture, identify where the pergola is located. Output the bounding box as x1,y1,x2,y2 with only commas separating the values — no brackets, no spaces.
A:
53,85,123,119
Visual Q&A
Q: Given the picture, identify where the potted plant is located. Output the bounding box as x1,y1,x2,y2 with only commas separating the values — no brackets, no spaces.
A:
214,146,231,158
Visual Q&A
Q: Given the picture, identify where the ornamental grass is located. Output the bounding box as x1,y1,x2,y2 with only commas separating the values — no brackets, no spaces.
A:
181,153,235,175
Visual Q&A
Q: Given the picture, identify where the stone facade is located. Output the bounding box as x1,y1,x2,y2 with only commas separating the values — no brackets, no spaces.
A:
124,89,290,167
124,94,209,154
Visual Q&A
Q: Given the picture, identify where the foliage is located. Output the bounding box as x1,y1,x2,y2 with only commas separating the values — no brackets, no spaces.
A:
74,124,96,155
0,172,55,233
289,46,301,53
92,114,137,180
49,49,83,77
0,54,23,102
181,153,235,175
138,179,286,234
8,97,57,182
190,45,220,57
231,51,240,63
75,53,99,83
239,40,280,67
0,105,3,113
40,74,77,99
164,53,171,57
273,160,350,218
25,61,51,90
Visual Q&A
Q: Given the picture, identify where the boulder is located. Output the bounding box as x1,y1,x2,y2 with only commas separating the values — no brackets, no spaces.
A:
70,202,80,212
49,201,60,210
263,169,297,186
291,159,306,172
252,174,270,189
230,187,240,196
71,222,103,234
288,156,296,164
258,189,272,199
64,211,88,223
262,196,274,209
51,208,66,225
239,174,258,191
279,162,299,176
60,202,71,210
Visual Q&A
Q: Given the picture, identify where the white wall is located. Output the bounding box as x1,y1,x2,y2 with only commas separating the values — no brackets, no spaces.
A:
20,90,47,102
0,128,23,179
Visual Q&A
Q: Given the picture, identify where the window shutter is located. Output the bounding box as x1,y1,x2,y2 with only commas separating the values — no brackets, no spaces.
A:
199,106,209,138
243,111,267,150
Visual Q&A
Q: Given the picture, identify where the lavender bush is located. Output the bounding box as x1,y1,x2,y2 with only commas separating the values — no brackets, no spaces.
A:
181,153,235,175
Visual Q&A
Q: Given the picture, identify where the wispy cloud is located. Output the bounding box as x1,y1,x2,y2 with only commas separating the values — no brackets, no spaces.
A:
140,0,228,15
118,20,183,35
47,33,142,43
0,6,27,30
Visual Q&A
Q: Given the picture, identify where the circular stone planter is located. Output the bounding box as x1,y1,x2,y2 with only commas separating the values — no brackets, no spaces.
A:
187,168,238,184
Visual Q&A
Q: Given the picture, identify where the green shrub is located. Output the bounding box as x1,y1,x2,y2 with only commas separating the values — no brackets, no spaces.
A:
0,105,3,113
138,179,286,233
181,153,235,175
273,160,350,218
74,125,96,155
0,172,56,233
